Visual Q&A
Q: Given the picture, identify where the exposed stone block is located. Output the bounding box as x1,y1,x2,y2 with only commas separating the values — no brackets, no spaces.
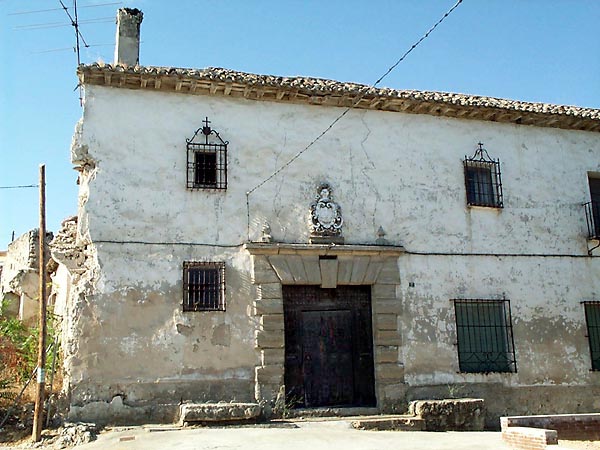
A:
260,314,284,331
375,345,399,363
261,348,285,365
268,256,295,283
372,283,397,299
251,269,280,285
409,398,486,431
255,365,284,384
303,256,321,284
336,258,353,284
253,299,283,315
320,259,338,289
376,313,398,331
257,283,282,300
377,362,405,380
251,255,273,274
286,255,308,283
382,382,407,401
363,259,383,284
375,330,402,346
255,330,284,349
351,416,424,431
350,256,370,284
374,299,402,314
179,402,261,424
377,260,401,284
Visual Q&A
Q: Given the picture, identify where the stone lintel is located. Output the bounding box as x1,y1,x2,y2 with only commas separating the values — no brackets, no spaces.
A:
268,256,294,283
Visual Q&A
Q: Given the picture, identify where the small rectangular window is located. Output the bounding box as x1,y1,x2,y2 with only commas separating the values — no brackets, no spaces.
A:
464,143,503,208
194,152,217,186
583,301,600,371
453,299,516,373
183,262,225,311
186,117,228,190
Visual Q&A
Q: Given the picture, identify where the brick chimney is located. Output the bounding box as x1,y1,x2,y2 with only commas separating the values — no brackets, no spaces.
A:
114,8,143,66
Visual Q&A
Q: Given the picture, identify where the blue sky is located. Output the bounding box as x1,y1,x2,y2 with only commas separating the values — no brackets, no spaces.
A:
1,0,599,249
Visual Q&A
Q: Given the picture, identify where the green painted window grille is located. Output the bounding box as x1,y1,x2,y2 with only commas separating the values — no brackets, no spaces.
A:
453,299,516,373
583,301,600,371
183,262,225,311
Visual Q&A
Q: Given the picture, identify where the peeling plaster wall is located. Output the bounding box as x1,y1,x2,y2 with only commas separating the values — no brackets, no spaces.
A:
68,84,600,422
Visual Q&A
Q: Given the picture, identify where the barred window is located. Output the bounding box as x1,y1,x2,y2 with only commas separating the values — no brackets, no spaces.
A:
584,176,600,239
464,143,503,208
183,262,225,311
453,299,516,373
583,301,600,371
186,117,228,190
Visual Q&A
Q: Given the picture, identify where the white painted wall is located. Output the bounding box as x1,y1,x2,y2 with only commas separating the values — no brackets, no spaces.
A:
72,84,600,408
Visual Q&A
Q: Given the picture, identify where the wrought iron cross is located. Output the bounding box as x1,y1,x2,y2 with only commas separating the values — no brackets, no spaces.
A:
202,116,212,136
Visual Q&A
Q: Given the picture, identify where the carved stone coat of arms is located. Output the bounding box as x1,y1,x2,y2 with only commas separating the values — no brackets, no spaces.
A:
310,183,343,240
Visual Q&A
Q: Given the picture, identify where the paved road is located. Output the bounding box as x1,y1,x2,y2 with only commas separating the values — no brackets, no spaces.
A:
74,420,509,450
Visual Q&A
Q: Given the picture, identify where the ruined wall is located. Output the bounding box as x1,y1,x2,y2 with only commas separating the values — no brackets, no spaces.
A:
68,84,600,422
0,229,53,321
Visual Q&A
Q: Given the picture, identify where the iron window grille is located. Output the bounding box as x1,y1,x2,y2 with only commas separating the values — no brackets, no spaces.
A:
583,201,600,239
583,301,600,371
464,143,503,208
453,299,517,373
584,177,600,239
186,117,228,190
183,262,225,311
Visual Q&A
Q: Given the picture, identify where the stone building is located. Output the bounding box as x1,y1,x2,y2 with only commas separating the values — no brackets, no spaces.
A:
0,229,52,322
58,8,600,426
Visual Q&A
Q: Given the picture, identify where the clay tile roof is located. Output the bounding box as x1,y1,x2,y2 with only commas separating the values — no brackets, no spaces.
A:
78,63,600,133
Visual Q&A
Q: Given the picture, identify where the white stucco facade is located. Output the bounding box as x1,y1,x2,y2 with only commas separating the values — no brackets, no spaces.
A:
61,72,600,425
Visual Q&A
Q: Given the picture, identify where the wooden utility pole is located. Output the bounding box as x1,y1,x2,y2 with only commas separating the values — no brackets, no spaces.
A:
32,164,47,442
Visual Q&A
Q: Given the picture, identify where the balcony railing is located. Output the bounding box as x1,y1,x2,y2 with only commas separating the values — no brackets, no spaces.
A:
584,201,600,240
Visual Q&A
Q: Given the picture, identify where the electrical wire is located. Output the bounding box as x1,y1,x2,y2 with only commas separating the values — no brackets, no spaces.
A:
94,239,244,248
91,239,598,258
0,184,38,189
244,0,463,239
245,0,463,199
8,2,122,16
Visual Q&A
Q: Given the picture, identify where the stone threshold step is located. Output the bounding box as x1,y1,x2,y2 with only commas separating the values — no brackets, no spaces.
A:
350,415,425,431
180,403,261,424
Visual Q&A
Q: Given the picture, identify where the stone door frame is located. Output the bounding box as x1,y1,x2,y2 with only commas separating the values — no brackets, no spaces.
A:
245,243,405,414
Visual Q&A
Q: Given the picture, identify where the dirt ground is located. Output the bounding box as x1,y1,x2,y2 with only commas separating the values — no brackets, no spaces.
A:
560,441,600,450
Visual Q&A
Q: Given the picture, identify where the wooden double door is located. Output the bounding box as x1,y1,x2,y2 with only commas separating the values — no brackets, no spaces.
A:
283,285,375,408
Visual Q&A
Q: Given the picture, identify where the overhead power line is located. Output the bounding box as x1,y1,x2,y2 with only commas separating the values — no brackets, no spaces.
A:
245,0,464,198
0,184,39,189
244,0,463,240
8,2,121,16
15,17,112,31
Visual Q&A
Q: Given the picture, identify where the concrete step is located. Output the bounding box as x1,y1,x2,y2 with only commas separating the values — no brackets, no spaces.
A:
351,415,426,431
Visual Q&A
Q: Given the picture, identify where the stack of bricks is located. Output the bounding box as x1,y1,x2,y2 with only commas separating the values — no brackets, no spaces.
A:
501,426,558,450
501,413,600,449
